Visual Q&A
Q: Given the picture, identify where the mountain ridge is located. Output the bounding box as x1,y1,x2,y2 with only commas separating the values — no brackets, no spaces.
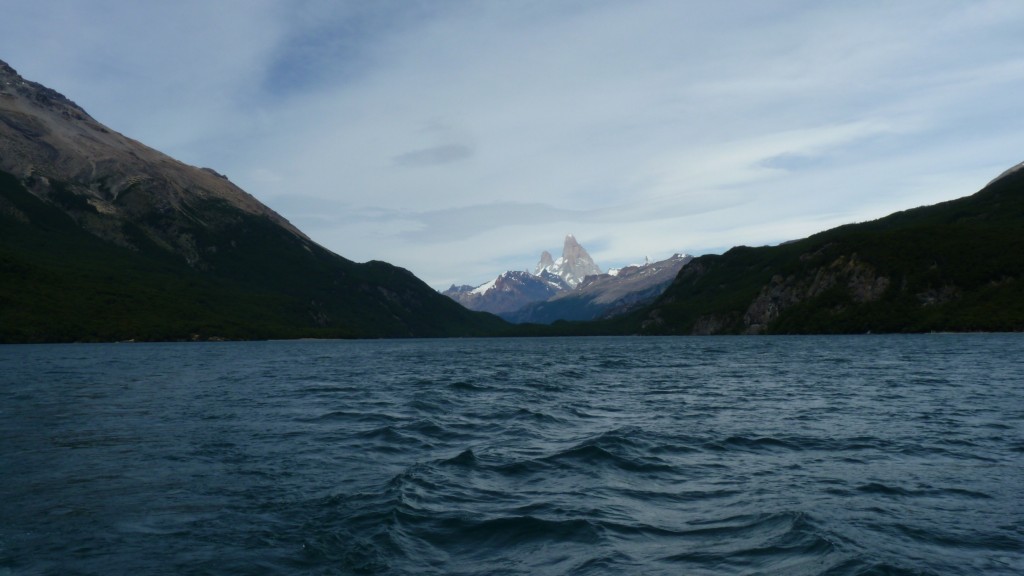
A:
504,253,693,324
444,235,691,323
636,167,1024,334
0,58,507,342
0,59,308,262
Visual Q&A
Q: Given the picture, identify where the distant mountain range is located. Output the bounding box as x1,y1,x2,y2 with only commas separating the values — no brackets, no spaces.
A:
0,59,505,342
444,235,691,323
506,252,693,324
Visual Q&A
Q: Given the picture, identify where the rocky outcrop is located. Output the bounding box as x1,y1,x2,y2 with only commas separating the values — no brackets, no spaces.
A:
743,254,890,333
640,250,895,335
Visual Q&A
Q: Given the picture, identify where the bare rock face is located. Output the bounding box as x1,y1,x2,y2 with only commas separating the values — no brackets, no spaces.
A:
535,234,602,288
742,254,891,333
534,251,555,275
0,59,309,266
559,234,602,285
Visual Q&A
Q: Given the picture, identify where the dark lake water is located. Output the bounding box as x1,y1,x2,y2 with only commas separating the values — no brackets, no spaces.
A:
1,335,1022,575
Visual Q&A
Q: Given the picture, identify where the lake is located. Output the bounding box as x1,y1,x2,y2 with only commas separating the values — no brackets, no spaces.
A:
1,335,1022,575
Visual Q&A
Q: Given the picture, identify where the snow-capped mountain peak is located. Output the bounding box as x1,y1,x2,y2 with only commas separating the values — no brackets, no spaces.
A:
443,237,693,323
534,234,601,288
442,270,569,315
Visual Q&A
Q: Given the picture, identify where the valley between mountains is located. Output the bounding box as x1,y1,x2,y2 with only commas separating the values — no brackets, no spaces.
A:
1,58,1021,342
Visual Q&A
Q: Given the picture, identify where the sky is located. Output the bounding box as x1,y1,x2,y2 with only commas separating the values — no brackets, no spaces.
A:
2,1,1023,289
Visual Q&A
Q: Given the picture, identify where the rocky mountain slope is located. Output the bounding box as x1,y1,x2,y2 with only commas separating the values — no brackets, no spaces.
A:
505,253,692,323
445,234,692,323
635,164,1024,334
442,270,569,316
0,59,507,342
443,235,593,315
0,60,306,262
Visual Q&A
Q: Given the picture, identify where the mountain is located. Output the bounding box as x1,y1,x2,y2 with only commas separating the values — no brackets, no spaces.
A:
535,234,602,287
443,270,569,316
443,234,593,315
634,164,1024,334
505,253,693,323
0,59,507,342
444,234,692,323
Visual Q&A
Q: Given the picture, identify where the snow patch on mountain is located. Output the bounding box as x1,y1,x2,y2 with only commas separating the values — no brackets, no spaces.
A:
470,277,498,295
608,256,651,276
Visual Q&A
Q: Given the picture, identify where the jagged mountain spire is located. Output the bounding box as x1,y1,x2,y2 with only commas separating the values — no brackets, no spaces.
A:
534,250,555,275
535,234,601,288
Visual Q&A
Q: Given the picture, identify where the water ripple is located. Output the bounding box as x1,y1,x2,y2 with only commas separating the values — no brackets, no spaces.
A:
2,335,1022,575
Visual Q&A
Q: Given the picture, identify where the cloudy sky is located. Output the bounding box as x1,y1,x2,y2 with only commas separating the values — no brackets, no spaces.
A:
3,1,1023,288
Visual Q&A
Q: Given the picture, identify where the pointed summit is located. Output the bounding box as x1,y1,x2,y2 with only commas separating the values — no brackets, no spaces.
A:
535,250,555,275
561,234,586,264
533,234,601,287
557,234,601,286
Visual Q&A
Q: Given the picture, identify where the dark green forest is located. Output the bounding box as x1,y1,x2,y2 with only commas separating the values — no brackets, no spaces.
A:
0,170,505,342
632,167,1024,334
4,164,1022,342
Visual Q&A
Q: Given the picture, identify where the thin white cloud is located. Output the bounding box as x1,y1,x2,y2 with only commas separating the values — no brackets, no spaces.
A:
393,144,474,167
